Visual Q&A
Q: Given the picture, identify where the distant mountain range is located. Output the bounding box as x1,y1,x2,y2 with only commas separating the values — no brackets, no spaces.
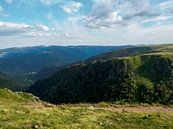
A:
1,44,173,104
28,44,173,104
0,45,129,90
86,44,173,62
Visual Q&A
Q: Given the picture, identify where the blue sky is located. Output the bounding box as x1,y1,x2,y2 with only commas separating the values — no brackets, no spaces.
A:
0,0,173,48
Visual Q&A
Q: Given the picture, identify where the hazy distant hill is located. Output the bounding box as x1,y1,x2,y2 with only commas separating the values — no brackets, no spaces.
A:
29,44,173,104
0,45,128,88
86,44,173,62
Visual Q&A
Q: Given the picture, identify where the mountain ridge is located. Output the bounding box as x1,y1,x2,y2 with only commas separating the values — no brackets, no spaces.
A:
0,45,128,90
28,44,173,104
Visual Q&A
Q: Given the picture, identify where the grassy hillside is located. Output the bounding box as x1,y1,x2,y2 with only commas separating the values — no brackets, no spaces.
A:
0,89,39,102
0,89,173,129
0,73,25,91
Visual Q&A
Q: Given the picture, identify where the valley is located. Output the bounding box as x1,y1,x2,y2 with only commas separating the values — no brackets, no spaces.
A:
0,46,125,90
0,44,173,129
1,0,173,128
29,44,173,104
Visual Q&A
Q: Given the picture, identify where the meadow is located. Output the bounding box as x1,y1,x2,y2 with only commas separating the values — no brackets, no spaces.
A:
0,89,173,129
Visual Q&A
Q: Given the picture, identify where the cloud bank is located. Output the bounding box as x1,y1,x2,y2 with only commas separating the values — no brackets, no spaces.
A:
0,0,173,48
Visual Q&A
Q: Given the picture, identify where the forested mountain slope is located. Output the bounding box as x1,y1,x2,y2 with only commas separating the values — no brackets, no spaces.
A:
28,44,173,104
0,46,126,89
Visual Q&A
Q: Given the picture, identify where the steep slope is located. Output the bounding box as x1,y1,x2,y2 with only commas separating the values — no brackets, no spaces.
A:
0,88,39,103
0,45,127,89
0,73,24,91
28,49,173,104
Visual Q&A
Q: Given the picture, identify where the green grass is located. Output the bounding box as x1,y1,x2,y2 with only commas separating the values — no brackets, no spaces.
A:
0,89,173,129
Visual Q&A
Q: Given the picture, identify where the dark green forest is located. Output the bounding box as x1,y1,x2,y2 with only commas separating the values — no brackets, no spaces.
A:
29,51,173,104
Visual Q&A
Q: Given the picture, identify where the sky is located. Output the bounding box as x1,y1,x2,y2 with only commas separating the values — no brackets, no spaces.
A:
0,0,173,48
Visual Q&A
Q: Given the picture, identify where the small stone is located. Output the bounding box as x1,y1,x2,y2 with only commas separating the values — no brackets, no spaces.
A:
34,125,39,129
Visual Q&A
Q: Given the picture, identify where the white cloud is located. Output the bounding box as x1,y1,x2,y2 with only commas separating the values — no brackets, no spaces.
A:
46,12,54,21
39,0,56,5
36,24,49,31
0,22,50,37
4,0,12,4
135,24,173,44
142,15,173,23
83,22,173,45
0,6,9,17
85,11,123,28
62,1,83,14
159,0,173,14
84,0,123,28
39,0,63,5
159,0,173,9
84,0,161,28
0,0,173,47
0,6,3,12
0,22,30,29
1,20,173,48
0,22,31,36
116,0,160,20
